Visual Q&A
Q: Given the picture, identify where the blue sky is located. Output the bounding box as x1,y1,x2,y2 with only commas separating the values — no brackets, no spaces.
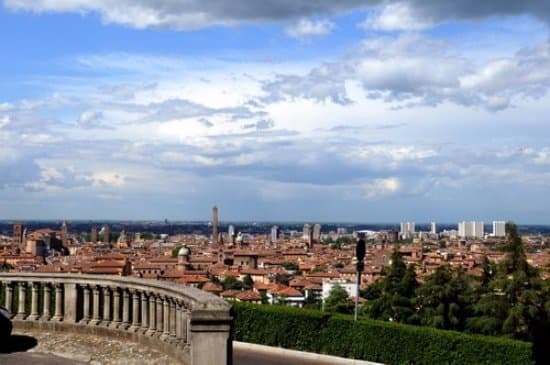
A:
1,1,550,223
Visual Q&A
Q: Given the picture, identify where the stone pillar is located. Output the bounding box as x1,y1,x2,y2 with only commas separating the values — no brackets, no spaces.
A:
82,285,91,323
169,299,177,341
102,287,111,326
91,285,101,325
175,301,183,343
130,289,140,331
28,282,40,320
140,292,149,333
121,289,130,329
63,283,77,323
156,295,163,335
146,294,156,336
5,282,13,316
190,309,233,365
161,296,170,340
111,287,121,327
15,282,27,320
41,284,51,321
53,283,64,321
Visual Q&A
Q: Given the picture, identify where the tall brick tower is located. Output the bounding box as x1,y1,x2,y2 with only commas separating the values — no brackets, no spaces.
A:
212,206,219,247
91,226,98,244
61,221,68,246
12,223,23,248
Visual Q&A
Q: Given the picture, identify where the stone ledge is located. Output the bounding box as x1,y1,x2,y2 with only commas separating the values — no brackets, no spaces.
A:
233,341,384,365
12,320,188,364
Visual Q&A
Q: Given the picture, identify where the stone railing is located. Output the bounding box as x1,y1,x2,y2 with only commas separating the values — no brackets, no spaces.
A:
0,273,232,365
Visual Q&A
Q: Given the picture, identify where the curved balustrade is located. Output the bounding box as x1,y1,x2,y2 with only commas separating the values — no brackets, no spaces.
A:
0,273,232,365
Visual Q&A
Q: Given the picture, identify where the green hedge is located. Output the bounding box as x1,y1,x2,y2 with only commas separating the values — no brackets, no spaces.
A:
232,302,533,365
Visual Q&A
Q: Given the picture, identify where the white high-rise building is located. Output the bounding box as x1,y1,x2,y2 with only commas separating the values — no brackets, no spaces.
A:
270,225,279,243
430,222,437,235
458,221,484,239
492,221,506,237
228,225,235,237
400,222,415,239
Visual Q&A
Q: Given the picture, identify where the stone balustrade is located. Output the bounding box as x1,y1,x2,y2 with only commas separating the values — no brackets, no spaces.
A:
0,273,232,365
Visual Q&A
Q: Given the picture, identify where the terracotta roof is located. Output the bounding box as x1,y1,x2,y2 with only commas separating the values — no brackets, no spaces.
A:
236,290,262,302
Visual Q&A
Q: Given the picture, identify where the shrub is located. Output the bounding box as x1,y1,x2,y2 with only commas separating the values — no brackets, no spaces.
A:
232,302,533,365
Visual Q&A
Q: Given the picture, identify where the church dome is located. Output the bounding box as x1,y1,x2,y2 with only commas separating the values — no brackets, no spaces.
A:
178,245,191,256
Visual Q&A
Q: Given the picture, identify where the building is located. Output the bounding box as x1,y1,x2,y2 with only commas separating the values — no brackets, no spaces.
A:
12,223,24,248
430,222,437,235
270,226,279,243
91,226,97,244
321,280,357,301
493,221,506,237
400,222,415,239
61,221,68,246
313,224,321,243
212,206,219,247
458,221,484,239
102,225,110,244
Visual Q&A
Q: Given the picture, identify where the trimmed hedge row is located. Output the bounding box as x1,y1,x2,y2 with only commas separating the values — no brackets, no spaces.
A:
232,302,533,365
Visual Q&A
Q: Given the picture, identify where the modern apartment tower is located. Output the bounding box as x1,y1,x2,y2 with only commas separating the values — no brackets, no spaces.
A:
430,222,437,235
492,221,506,237
212,205,219,247
400,222,415,239
91,226,98,244
458,221,484,239
61,221,68,246
102,224,110,244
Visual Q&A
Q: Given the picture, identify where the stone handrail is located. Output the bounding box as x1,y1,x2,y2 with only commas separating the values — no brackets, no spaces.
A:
0,273,232,365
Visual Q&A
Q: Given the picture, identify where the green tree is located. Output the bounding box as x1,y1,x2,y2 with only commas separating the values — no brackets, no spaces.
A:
324,284,353,314
222,276,243,291
281,262,299,271
415,265,472,331
467,222,546,342
242,274,254,290
363,248,418,323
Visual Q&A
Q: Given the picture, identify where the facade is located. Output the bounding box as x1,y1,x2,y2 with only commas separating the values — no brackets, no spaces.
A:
322,279,357,301
270,226,279,243
493,221,506,237
102,225,110,244
400,222,415,239
313,224,322,243
430,222,437,235
458,221,484,239
212,206,219,247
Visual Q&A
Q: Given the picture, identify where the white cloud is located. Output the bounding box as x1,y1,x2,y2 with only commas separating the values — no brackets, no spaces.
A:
361,2,433,31
363,177,401,199
285,18,335,39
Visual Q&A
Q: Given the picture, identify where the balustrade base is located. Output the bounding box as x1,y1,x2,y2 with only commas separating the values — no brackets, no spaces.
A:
89,319,101,326
11,320,190,365
26,314,40,321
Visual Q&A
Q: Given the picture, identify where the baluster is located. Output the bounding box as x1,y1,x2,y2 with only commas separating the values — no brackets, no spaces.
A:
141,291,149,334
175,300,183,344
146,293,156,336
53,283,63,321
91,285,101,325
169,299,176,341
122,289,130,329
81,285,91,323
156,295,163,335
102,286,111,326
28,282,40,320
111,287,121,327
130,289,140,331
5,282,13,316
15,282,27,320
161,296,170,340
41,283,51,321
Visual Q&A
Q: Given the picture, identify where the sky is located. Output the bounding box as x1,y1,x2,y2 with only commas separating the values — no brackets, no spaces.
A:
0,1,549,223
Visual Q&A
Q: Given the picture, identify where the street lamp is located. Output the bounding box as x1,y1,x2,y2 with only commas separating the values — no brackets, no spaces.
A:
355,234,366,321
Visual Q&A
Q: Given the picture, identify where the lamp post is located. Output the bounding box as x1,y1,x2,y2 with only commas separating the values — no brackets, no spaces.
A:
354,235,366,321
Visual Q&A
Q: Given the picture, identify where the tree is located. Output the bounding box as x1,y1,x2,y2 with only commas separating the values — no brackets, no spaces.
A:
281,262,299,272
0,261,13,272
363,248,417,323
324,284,353,314
242,274,254,290
222,276,243,291
415,265,472,331
467,222,546,342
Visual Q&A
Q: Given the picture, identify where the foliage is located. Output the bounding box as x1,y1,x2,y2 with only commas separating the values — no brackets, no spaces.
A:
0,261,13,272
222,276,243,291
281,262,299,271
363,248,417,323
242,274,254,290
233,302,533,365
171,245,182,258
324,284,353,314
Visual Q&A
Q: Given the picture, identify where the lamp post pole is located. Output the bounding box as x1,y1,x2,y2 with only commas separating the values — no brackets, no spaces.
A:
355,235,366,321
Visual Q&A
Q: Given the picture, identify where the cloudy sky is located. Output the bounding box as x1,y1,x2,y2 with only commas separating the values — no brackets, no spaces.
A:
1,1,549,223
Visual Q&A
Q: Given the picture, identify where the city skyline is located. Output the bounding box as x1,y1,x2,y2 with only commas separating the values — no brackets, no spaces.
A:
1,1,550,222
